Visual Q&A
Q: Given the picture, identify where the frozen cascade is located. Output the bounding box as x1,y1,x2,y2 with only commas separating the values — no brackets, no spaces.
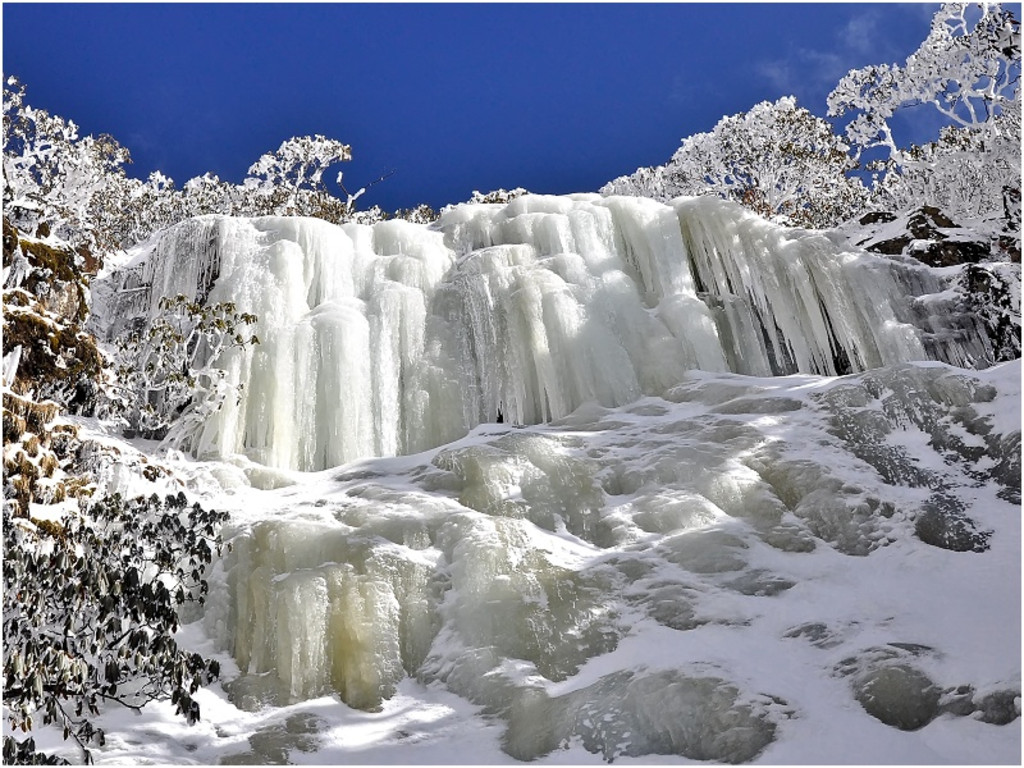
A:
90,194,1018,763
94,194,990,473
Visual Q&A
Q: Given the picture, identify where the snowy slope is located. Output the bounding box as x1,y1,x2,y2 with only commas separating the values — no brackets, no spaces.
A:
29,362,1015,765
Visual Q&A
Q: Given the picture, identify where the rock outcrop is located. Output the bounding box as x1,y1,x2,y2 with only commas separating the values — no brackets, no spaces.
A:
2,219,105,517
839,207,1021,365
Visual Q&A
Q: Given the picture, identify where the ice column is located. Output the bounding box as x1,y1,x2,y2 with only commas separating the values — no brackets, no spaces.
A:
100,195,949,471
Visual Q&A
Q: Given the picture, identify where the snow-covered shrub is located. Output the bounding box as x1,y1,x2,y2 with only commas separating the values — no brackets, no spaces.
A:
391,202,439,224
111,294,258,448
2,493,228,764
468,187,531,205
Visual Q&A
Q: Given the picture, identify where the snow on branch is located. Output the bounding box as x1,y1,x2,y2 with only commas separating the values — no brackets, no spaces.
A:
827,2,1021,169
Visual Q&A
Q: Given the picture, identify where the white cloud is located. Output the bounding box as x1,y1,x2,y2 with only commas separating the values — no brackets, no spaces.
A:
757,47,848,99
757,59,795,95
841,11,880,55
756,6,924,104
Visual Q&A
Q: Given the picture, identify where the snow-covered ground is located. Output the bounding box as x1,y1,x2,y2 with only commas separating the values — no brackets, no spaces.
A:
31,357,1019,765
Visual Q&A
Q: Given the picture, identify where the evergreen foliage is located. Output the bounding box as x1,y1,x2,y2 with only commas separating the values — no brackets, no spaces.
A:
3,493,229,765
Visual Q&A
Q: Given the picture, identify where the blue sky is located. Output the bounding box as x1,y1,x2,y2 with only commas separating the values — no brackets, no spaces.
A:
0,2,980,212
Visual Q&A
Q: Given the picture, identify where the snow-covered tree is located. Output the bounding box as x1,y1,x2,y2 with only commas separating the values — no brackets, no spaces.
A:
602,98,867,228
243,134,353,220
828,3,1020,171
873,111,1020,227
3,76,132,250
4,80,405,254
829,3,1020,245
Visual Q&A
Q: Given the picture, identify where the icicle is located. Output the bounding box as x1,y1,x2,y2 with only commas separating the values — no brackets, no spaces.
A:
2,344,22,388
96,195,989,472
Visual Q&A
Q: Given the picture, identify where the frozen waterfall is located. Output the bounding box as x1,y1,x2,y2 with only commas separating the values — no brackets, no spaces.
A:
88,194,1019,764
98,193,989,471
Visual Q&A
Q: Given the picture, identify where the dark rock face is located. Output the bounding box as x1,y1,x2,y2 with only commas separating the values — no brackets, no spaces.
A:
838,645,1020,732
847,205,1021,368
2,390,86,516
907,206,956,236
854,664,942,731
858,210,898,227
914,495,992,552
868,235,910,256
988,430,1021,504
975,690,1022,725
954,263,1022,364
2,218,107,517
908,238,991,268
3,310,104,413
864,206,992,267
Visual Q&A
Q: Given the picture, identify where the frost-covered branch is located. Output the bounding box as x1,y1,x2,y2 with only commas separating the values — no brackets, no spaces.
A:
3,75,133,251
602,97,867,228
828,3,1020,232
827,3,1021,171
110,295,259,448
244,134,353,219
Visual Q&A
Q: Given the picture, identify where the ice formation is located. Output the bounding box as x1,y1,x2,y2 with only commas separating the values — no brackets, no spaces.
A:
97,194,994,472
191,360,1019,763
91,195,1018,763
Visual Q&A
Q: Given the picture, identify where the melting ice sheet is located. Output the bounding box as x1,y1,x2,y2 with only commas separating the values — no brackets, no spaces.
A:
96,194,995,472
127,359,1020,765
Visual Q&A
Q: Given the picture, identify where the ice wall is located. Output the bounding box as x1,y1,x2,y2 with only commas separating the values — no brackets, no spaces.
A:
98,194,986,471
